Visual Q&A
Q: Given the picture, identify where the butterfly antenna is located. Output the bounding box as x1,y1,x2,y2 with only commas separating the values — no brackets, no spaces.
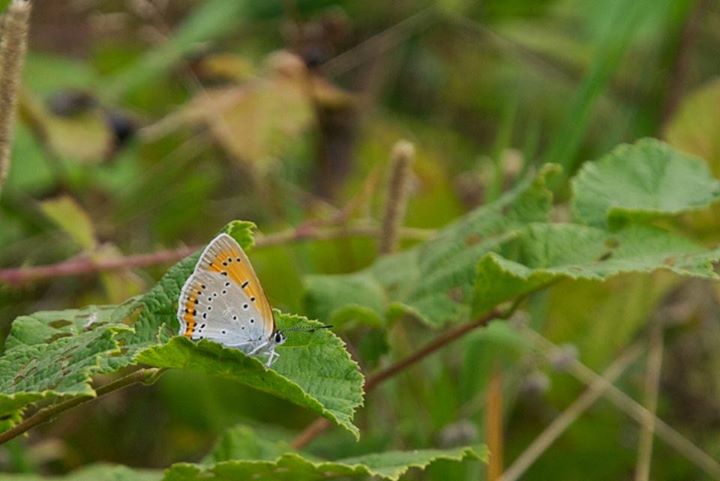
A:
281,324,333,334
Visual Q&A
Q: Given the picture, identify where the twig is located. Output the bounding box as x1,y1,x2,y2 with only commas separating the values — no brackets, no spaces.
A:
291,306,506,449
0,0,31,191
379,141,415,255
0,223,434,285
365,308,504,392
289,417,331,451
0,245,198,285
499,343,644,481
523,327,720,478
0,368,164,445
634,325,664,481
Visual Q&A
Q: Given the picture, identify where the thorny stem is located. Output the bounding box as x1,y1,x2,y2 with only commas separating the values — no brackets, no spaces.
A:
0,368,165,445
0,223,433,286
291,305,510,449
379,141,415,255
0,0,31,192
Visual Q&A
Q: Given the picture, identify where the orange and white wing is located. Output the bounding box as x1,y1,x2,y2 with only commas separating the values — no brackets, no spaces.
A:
193,233,275,336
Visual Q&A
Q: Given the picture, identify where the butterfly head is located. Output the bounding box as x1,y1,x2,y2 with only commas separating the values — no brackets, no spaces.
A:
273,330,287,345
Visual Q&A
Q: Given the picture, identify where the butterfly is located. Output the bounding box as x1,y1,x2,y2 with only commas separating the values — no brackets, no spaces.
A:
177,233,285,366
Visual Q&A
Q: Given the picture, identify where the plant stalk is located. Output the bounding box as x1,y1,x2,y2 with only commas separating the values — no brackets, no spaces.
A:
379,140,415,255
0,0,31,192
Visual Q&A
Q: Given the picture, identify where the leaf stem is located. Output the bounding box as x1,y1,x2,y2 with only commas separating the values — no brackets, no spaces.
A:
0,368,165,445
0,223,433,286
364,308,503,392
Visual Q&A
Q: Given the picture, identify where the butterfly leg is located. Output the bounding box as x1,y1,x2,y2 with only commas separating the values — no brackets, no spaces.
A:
248,340,269,356
266,348,279,367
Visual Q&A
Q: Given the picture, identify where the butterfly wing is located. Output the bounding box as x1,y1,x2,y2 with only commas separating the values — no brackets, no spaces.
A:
178,233,275,341
177,269,267,349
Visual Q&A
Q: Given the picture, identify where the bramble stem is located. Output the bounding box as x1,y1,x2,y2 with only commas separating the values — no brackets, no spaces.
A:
0,223,433,286
0,368,165,445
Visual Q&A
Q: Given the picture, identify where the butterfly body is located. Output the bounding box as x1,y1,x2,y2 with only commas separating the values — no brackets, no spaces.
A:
177,233,285,366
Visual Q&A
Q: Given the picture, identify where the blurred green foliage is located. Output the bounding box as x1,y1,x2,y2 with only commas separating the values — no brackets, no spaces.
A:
2,0,720,480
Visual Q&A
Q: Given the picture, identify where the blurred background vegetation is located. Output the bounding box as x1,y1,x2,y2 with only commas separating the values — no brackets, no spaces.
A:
2,0,720,479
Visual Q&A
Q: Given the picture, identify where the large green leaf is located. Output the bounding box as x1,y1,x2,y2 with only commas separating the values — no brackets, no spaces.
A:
0,221,363,436
138,312,364,438
305,165,558,328
473,223,720,313
306,141,720,332
571,138,720,228
0,446,484,481
204,425,293,463
166,446,486,481
0,324,128,415
4,304,129,351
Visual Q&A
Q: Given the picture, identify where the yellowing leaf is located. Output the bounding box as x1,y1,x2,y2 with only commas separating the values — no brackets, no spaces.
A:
19,94,112,164
40,195,97,250
665,77,720,174
148,51,352,169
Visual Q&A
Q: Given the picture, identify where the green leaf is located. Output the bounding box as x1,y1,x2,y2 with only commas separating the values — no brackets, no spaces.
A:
0,220,363,437
0,325,129,415
204,425,293,463
126,220,363,437
166,446,486,481
305,165,558,327
473,223,720,314
0,444,484,481
4,304,127,351
138,312,364,438
571,138,720,228
304,271,387,330
39,196,97,250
